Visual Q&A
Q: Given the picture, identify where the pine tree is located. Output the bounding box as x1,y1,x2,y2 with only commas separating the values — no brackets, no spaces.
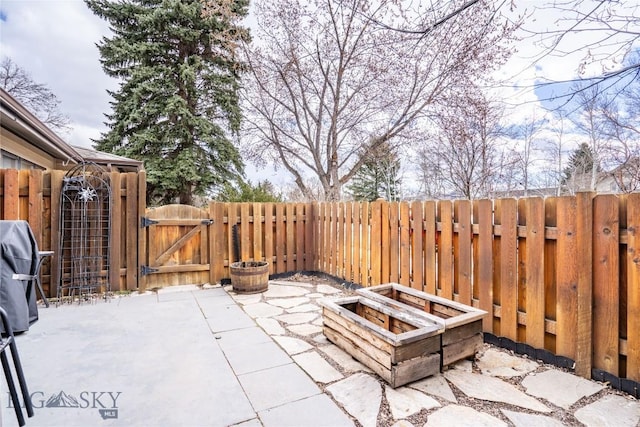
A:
85,0,249,205
347,143,401,201
215,179,282,202
562,142,601,185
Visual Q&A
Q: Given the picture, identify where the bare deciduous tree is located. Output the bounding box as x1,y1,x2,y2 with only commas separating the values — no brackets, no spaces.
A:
241,0,517,201
525,1,639,105
0,56,70,132
417,89,513,199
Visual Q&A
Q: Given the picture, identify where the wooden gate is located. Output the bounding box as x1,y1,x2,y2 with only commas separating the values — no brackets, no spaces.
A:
140,204,212,290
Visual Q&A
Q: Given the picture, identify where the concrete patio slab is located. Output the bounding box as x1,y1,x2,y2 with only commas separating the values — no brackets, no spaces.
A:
258,394,354,427
215,326,273,350
222,340,292,375
205,303,258,332
237,363,321,412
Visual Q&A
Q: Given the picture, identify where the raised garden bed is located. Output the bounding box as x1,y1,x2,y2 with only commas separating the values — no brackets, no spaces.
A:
319,295,444,388
357,283,487,367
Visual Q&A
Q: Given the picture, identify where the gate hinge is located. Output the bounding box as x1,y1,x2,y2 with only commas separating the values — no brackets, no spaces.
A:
141,265,160,276
201,219,213,225
141,217,159,228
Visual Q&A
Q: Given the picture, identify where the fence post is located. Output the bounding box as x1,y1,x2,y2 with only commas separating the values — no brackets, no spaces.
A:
575,191,594,378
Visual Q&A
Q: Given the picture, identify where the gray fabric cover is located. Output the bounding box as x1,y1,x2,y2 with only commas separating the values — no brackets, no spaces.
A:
0,220,39,333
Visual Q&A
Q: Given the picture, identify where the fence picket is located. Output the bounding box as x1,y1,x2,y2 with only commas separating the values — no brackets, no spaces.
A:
627,193,640,381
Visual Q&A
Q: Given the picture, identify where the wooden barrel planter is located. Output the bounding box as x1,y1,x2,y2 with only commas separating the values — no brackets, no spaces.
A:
230,261,269,294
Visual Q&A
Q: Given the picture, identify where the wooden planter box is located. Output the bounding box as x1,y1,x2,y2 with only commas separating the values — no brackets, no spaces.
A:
320,295,444,388
358,283,487,367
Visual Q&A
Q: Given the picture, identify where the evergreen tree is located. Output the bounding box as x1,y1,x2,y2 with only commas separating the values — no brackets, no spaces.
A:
347,143,401,201
562,142,601,185
85,0,249,205
215,179,282,202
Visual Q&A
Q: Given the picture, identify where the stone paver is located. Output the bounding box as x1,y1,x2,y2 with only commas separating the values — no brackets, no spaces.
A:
230,292,262,305
409,375,457,403
522,369,604,409
242,302,284,318
425,405,508,427
476,348,539,377
275,312,318,324
319,344,371,373
317,284,343,294
267,297,310,308
385,386,440,419
269,280,315,288
273,335,313,355
501,410,566,427
444,370,551,413
287,324,323,336
574,394,640,427
263,284,310,298
293,351,344,383
327,373,382,427
287,303,321,313
256,317,285,335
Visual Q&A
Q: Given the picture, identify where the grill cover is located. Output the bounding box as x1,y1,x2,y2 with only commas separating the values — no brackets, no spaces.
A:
0,221,39,332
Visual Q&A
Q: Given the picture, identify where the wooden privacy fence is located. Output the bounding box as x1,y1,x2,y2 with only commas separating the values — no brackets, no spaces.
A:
0,168,146,296
2,167,639,385
315,196,640,384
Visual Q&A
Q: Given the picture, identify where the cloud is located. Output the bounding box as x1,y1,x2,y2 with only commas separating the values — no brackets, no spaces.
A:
0,1,116,147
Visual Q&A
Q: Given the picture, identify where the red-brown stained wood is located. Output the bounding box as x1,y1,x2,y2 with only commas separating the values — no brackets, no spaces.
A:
626,193,640,381
555,196,578,360
370,201,382,286
499,198,518,341
575,192,594,377
525,197,546,349
286,203,295,272
49,170,64,297
275,203,285,273
454,200,472,305
136,171,146,291
126,173,138,290
305,203,314,271
592,194,619,376
28,169,43,248
474,200,493,332
438,201,453,299
517,199,527,343
296,203,304,271
344,203,353,282
411,201,424,291
337,202,345,279
361,202,370,287
400,202,410,287
240,203,251,262
352,203,361,285
255,203,264,264
110,172,122,292
388,201,399,283
210,202,226,284
424,201,437,294
3,169,18,220
264,203,275,274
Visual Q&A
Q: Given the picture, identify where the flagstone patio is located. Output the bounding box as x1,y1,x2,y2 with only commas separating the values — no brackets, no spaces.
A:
1,279,639,426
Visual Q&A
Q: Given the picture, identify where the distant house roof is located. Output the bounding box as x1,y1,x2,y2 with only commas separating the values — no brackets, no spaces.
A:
72,145,143,171
1,87,142,172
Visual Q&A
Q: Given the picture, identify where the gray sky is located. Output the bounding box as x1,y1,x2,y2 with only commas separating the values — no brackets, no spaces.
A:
0,0,636,189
